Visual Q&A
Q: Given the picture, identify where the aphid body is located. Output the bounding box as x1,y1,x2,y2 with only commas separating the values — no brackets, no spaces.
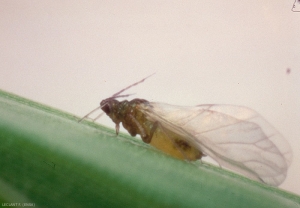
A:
100,98,203,161
81,75,292,186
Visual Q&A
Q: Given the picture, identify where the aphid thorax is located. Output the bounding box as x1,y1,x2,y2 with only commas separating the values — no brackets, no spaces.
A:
100,97,149,137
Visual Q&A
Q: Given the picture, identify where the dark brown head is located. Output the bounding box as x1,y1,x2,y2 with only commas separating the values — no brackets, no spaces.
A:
100,98,118,115
100,98,123,125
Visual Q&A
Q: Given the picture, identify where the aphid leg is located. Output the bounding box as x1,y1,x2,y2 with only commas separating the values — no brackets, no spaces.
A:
92,112,104,122
142,121,159,144
127,114,149,141
115,123,120,135
78,106,101,122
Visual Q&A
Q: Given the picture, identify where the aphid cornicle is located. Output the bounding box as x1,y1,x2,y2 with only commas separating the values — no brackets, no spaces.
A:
80,75,292,186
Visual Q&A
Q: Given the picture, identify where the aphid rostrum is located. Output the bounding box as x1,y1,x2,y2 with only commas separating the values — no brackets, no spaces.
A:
80,75,292,186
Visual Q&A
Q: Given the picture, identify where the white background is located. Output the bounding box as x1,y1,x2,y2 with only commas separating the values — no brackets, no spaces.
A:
0,1,299,195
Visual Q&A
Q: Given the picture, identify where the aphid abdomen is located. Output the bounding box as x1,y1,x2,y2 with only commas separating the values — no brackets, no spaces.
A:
149,124,203,161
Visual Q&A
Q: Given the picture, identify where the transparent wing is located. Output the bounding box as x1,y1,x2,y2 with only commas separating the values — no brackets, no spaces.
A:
141,102,292,186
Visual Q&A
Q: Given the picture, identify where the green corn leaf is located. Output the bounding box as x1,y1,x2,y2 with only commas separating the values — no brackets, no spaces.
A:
0,89,299,208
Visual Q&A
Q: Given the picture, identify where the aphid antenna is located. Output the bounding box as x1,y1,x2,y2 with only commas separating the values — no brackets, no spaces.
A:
111,73,155,97
78,105,102,122
109,93,136,100
92,112,105,122
79,73,155,122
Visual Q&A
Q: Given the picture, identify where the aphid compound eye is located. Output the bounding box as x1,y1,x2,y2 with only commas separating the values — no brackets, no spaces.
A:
101,103,111,115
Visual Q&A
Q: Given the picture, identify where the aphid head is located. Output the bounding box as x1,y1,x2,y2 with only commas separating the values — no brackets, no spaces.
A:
78,97,120,123
100,99,111,115
98,98,120,125
100,97,119,116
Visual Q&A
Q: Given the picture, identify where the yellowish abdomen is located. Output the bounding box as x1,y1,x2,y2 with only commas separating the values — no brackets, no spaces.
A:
150,126,202,161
